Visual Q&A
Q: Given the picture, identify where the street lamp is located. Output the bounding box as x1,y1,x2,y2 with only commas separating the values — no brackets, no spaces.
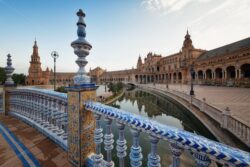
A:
166,74,169,89
190,63,195,95
51,51,59,90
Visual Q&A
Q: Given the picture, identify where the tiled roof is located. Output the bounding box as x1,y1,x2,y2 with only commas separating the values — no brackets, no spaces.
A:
197,37,250,61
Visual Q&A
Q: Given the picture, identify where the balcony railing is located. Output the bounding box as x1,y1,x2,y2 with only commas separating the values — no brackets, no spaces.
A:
8,88,68,150
0,90,3,113
3,87,250,166
138,84,250,148
85,102,250,167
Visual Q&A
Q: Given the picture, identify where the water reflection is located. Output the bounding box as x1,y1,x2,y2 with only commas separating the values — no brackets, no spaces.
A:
100,89,216,166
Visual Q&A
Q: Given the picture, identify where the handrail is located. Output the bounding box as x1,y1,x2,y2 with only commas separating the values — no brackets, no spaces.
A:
4,87,250,166
139,84,250,147
14,87,67,101
0,92,3,113
85,101,250,167
8,88,68,150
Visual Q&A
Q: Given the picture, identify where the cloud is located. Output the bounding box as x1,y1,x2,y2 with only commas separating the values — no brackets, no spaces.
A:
189,0,250,50
140,0,211,14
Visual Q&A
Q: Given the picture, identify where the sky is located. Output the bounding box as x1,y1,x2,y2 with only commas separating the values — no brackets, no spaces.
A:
0,0,250,74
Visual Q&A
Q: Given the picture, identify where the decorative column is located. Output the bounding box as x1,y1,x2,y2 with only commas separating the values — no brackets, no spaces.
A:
104,117,114,167
3,54,16,115
238,69,242,79
130,128,143,167
221,107,230,129
116,121,127,167
4,54,15,86
224,70,227,80
147,135,161,167
169,141,183,167
67,9,97,167
193,152,211,167
93,113,104,167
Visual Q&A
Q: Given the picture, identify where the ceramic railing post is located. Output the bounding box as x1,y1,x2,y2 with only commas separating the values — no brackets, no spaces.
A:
116,121,127,167
193,152,211,167
130,128,143,167
104,117,114,167
3,54,16,115
147,135,161,167
67,8,96,167
169,142,183,167
94,113,103,166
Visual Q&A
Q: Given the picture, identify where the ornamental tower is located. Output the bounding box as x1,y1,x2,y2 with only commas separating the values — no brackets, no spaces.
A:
26,40,43,85
137,55,142,71
182,30,194,51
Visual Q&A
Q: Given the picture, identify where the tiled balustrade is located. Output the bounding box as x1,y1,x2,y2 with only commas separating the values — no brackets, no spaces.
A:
5,87,250,167
8,88,68,150
85,102,250,167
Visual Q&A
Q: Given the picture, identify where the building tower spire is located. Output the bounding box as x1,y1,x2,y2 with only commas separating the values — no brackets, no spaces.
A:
71,9,92,85
26,40,43,85
182,29,194,50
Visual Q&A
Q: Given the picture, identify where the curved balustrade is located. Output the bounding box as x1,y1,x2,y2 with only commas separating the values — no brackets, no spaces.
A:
8,88,68,150
3,87,250,166
85,102,250,167
0,92,3,113
139,84,250,147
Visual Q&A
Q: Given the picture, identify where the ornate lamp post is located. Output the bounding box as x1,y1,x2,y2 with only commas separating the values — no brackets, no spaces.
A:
166,75,169,89
51,51,59,90
190,63,195,95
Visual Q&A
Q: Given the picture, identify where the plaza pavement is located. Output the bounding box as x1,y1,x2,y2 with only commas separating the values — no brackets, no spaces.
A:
151,83,250,127
0,115,70,167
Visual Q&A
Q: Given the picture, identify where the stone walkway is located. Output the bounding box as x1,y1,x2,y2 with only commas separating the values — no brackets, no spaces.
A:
151,84,250,126
0,115,70,167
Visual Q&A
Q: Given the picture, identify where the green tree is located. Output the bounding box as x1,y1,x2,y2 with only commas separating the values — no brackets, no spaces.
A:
108,82,123,95
12,73,26,85
0,67,6,85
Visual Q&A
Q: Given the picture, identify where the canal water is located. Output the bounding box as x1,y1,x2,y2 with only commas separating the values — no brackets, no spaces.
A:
100,88,217,166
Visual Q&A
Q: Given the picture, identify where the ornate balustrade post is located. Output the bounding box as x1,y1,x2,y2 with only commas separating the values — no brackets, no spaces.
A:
93,113,104,166
221,107,230,129
130,128,143,167
67,8,96,167
104,117,114,167
52,99,57,132
147,135,161,167
193,151,211,167
3,54,16,115
169,141,183,167
116,121,127,167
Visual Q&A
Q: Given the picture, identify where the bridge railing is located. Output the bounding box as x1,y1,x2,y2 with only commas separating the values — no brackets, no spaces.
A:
138,84,249,147
0,90,3,113
4,87,250,166
8,88,68,150
86,101,250,167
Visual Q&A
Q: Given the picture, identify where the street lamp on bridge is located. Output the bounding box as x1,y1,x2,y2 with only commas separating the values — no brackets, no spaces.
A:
190,63,195,95
51,51,59,90
166,75,169,89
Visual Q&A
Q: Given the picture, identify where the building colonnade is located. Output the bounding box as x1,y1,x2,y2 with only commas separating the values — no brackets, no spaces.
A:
194,63,250,86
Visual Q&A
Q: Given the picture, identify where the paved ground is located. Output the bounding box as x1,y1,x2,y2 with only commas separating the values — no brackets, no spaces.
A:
0,115,70,167
150,84,250,126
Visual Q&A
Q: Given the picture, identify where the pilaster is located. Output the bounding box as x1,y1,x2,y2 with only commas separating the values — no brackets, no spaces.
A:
67,85,97,166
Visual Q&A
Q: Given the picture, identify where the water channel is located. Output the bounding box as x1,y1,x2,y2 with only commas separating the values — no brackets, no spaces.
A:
100,88,217,166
